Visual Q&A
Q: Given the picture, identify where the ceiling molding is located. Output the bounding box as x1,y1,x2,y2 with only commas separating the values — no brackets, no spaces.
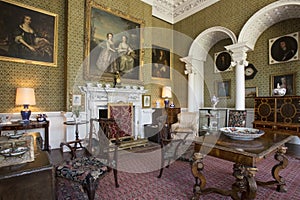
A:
141,0,220,24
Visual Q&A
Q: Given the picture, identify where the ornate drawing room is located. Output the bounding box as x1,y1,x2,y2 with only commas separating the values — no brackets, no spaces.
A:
1,0,300,199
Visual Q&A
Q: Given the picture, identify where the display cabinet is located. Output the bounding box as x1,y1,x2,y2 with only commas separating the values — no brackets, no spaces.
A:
253,96,300,135
198,108,228,135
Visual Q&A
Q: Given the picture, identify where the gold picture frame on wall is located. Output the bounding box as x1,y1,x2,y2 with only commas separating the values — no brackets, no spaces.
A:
152,45,171,79
245,87,258,98
270,73,295,96
142,95,151,108
0,0,58,67
84,0,144,84
215,79,231,98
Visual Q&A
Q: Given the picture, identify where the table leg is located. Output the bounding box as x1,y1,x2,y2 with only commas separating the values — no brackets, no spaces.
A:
232,164,257,200
191,152,206,200
272,146,288,192
44,124,49,151
256,146,288,192
191,152,257,200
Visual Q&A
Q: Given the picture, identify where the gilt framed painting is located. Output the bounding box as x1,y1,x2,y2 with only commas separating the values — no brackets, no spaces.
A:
0,0,58,66
215,79,231,98
270,73,295,96
84,0,144,84
152,45,170,79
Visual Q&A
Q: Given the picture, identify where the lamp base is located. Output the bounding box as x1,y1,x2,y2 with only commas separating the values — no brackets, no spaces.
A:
21,105,31,121
164,99,169,108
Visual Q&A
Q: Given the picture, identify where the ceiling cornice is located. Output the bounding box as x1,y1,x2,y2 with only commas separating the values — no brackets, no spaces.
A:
142,0,220,24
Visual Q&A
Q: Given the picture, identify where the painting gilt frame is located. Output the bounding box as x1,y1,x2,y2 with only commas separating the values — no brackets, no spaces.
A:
84,0,144,84
215,79,231,98
245,87,258,98
152,45,171,79
270,73,295,96
142,95,151,108
0,0,58,67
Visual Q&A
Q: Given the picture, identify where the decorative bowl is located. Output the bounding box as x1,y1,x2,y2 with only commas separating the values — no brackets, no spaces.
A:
220,127,265,141
0,146,28,157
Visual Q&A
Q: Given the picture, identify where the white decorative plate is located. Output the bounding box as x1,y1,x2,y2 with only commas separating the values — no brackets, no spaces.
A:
0,146,28,157
220,127,265,141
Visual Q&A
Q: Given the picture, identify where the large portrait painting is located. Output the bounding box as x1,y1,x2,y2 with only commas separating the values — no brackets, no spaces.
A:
269,32,299,64
84,1,144,83
152,45,170,79
0,0,58,66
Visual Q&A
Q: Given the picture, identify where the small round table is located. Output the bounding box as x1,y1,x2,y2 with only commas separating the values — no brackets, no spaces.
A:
62,120,89,153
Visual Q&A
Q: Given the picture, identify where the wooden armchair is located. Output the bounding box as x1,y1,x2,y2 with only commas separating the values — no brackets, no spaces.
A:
157,115,194,178
56,118,120,200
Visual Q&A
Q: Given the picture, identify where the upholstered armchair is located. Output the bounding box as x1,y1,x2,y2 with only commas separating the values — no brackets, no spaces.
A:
171,112,199,139
228,110,247,127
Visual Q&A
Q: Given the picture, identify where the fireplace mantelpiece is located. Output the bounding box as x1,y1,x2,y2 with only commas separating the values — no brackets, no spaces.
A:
79,85,149,138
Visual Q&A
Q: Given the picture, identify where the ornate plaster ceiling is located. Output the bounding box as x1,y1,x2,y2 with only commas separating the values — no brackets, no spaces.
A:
142,0,220,24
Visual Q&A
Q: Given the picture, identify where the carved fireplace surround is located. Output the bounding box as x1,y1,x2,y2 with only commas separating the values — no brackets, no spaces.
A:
79,84,148,138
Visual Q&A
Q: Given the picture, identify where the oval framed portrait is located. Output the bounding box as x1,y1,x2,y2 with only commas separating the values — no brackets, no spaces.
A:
269,32,299,64
214,51,232,73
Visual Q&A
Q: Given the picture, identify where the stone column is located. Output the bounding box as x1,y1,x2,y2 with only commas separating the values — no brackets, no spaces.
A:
180,56,204,112
225,42,252,110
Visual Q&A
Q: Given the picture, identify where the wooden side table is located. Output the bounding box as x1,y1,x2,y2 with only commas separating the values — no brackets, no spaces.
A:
61,120,89,157
0,120,50,151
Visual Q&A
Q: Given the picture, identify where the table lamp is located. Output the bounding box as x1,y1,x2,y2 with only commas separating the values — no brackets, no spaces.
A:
15,88,36,121
162,86,172,108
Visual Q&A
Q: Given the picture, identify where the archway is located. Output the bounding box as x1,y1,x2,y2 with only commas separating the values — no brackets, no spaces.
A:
184,0,300,111
183,26,237,111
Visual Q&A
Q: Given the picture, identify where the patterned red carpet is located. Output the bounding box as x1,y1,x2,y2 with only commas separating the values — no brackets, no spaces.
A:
56,155,300,200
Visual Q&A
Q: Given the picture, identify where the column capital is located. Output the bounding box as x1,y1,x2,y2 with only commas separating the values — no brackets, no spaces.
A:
180,56,194,75
225,42,252,66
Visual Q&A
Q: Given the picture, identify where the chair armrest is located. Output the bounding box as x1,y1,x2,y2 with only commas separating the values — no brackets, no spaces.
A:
171,123,180,132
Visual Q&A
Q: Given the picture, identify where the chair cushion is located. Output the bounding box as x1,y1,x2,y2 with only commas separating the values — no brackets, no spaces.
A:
177,112,198,129
56,157,109,184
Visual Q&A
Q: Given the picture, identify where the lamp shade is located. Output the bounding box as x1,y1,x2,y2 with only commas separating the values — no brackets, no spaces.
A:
15,88,36,105
162,86,172,98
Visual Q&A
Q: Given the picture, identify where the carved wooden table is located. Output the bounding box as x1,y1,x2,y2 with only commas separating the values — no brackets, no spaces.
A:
191,131,293,200
60,120,89,156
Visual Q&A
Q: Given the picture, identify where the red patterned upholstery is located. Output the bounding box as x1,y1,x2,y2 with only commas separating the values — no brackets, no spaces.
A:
107,103,133,139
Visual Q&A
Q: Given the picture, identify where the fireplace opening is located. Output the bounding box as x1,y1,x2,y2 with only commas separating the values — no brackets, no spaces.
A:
99,109,108,118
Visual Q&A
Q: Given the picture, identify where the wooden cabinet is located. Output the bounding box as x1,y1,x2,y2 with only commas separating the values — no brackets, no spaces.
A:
199,108,228,135
165,108,181,127
0,132,54,200
145,108,181,143
253,96,300,135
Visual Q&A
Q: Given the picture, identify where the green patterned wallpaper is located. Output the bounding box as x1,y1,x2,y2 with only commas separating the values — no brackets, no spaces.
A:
174,0,300,108
1,0,299,113
0,0,66,113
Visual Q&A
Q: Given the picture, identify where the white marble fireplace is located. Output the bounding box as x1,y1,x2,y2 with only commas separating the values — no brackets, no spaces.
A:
79,84,152,138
